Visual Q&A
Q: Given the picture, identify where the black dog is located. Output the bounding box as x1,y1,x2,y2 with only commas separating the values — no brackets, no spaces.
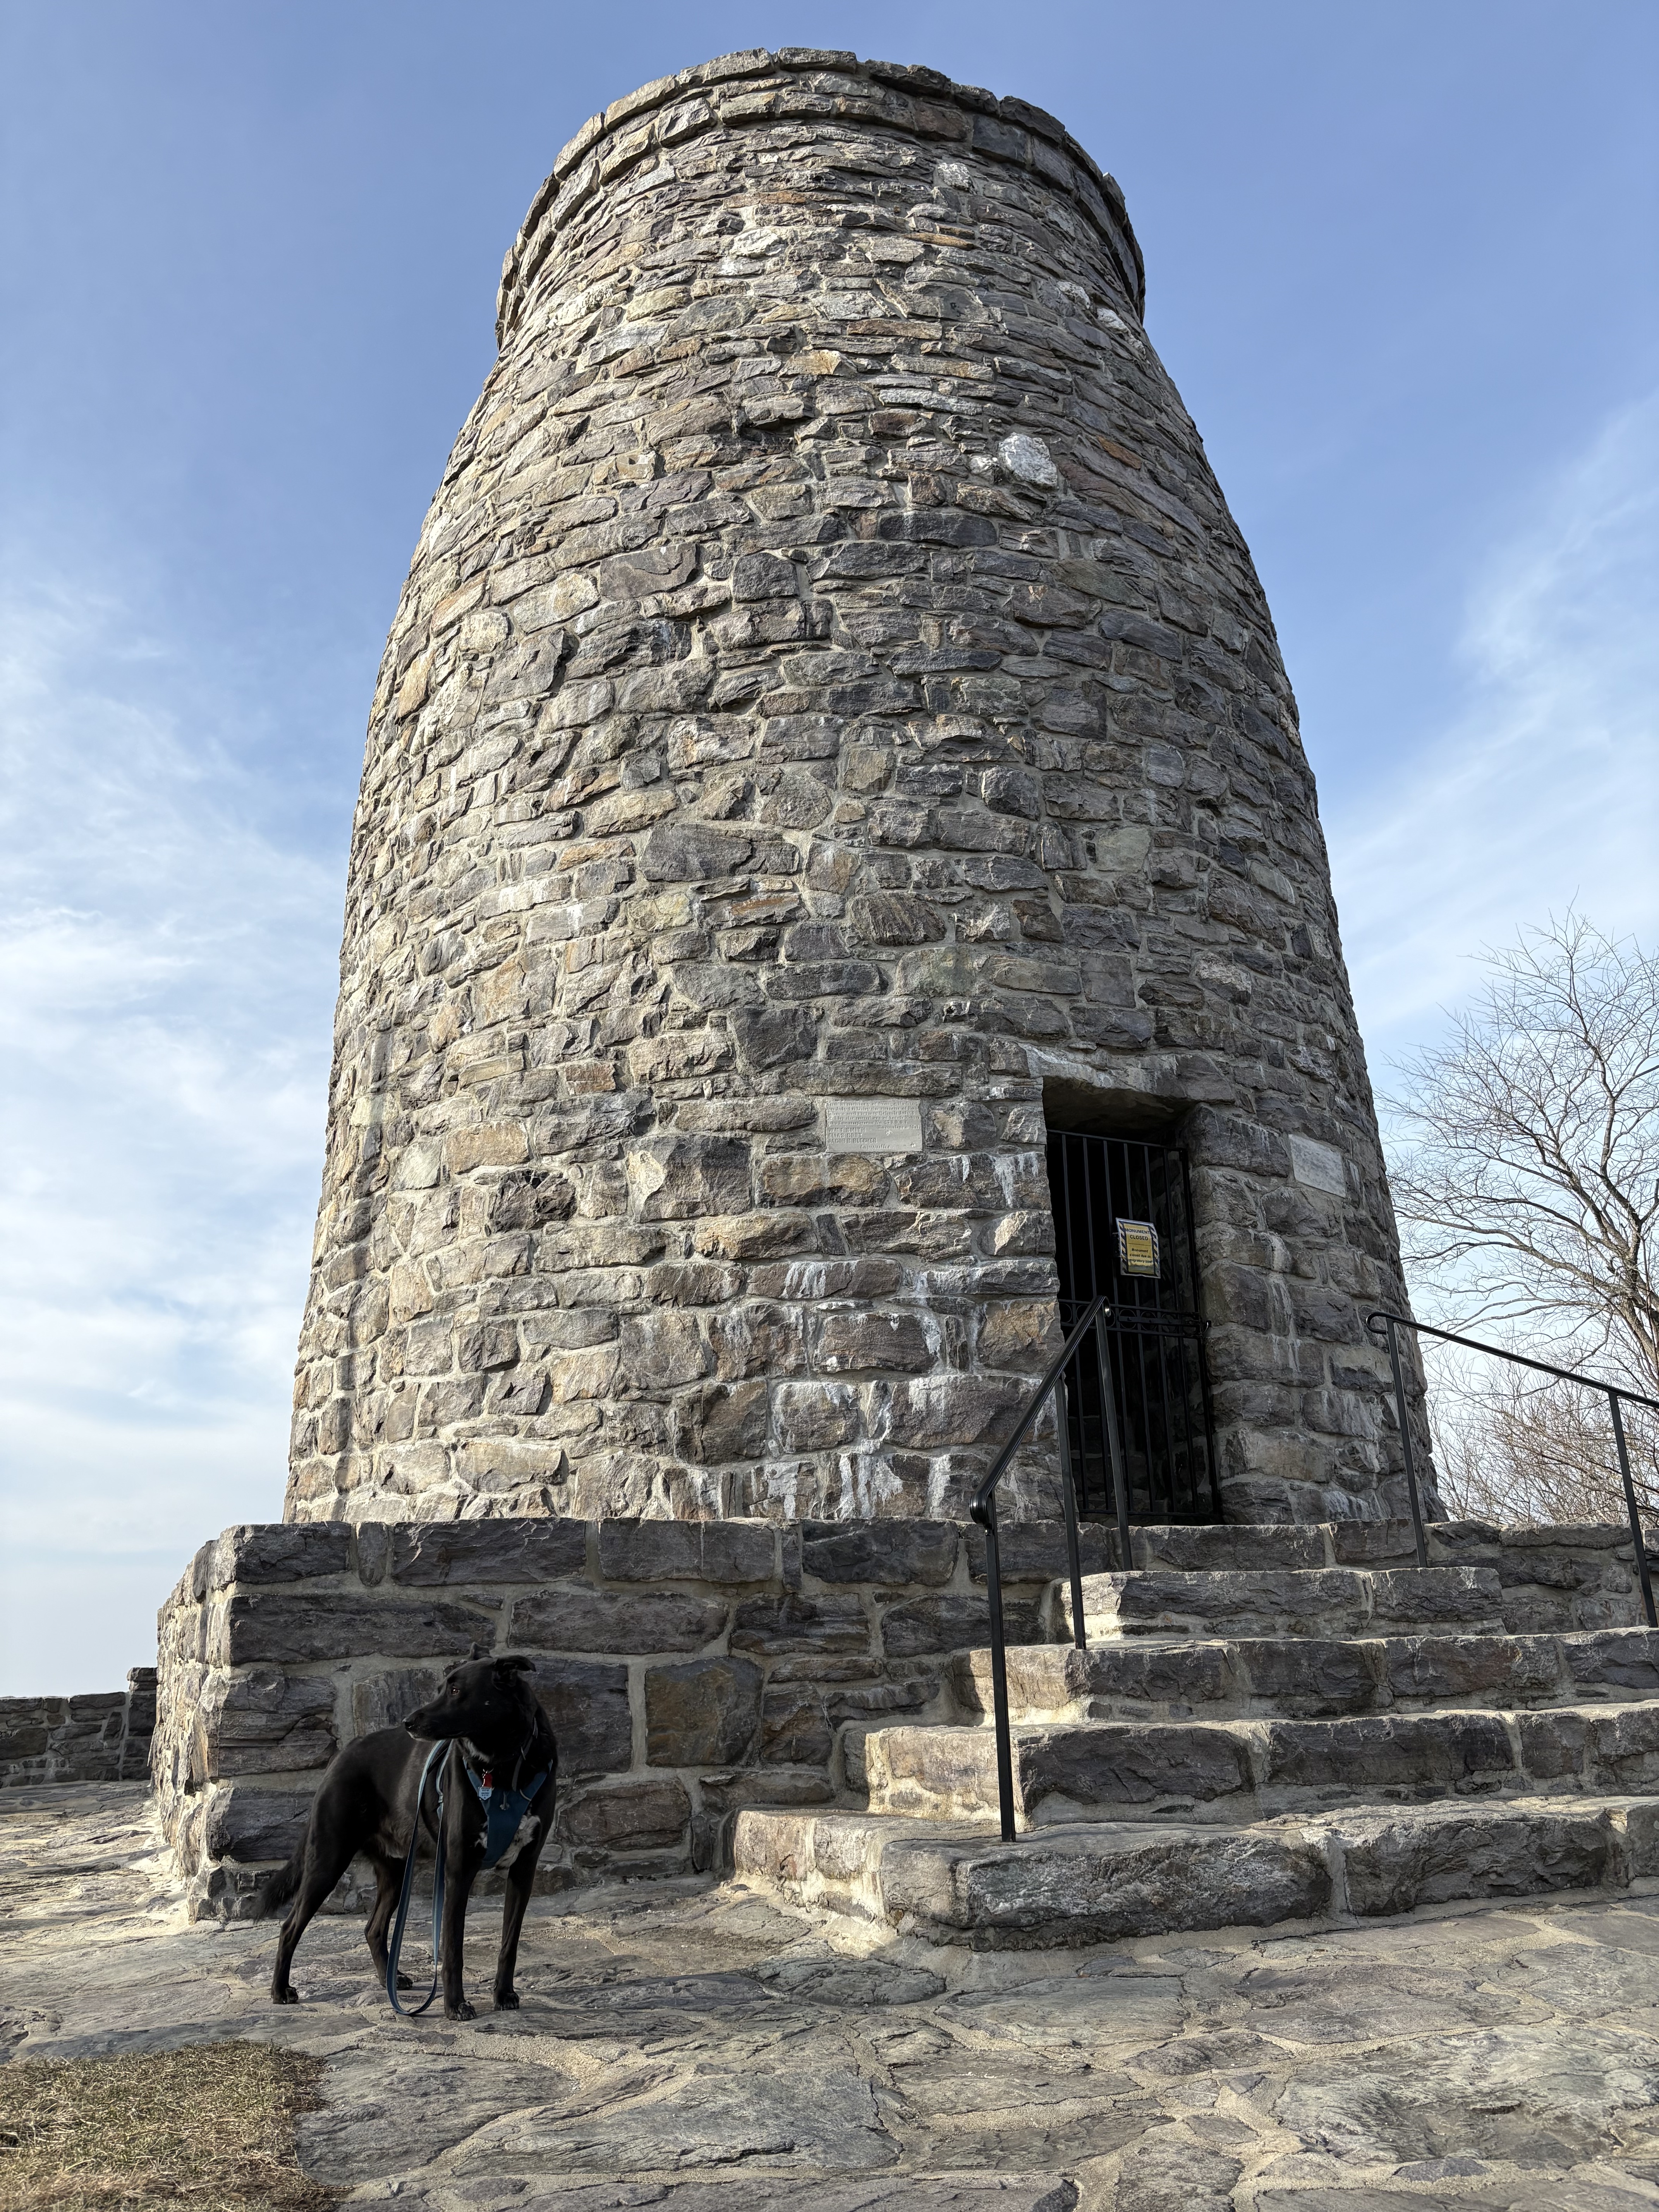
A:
267,1649,556,2019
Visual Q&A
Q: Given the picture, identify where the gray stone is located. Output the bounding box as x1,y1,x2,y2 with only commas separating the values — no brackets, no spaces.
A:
1565,1629,1659,1692
558,1776,691,1853
509,1585,726,1654
448,2061,899,2177
208,1523,353,1589
202,1783,313,1862
526,1656,633,1775
871,1722,1254,1822
0,1690,134,1788
389,1520,588,1584
1271,2024,1659,2166
1111,2128,1242,2212
752,1956,947,2006
195,1669,337,1778
872,1817,1332,1943
966,1522,1114,1583
1340,1803,1616,1912
18,1780,1659,2203
1257,1711,1516,1795
597,1513,778,1583
213,1591,499,1664
883,1594,1041,1658
804,1519,960,1587
731,1593,872,1656
646,1656,764,1765
350,1666,443,1738
598,1518,776,1584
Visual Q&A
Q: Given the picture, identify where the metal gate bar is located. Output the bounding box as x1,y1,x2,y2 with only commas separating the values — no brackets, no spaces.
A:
1047,1128,1221,1525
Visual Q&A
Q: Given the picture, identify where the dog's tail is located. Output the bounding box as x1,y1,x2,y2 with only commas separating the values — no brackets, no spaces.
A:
259,1849,304,1918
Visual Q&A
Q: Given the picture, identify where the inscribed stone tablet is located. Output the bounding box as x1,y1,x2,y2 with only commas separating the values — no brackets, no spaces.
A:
1288,1134,1346,1195
823,1097,924,1155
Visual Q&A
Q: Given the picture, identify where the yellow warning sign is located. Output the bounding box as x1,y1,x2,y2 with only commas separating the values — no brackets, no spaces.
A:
1116,1219,1161,1278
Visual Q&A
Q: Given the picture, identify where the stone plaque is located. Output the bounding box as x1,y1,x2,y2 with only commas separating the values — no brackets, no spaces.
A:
1288,1134,1346,1196
823,1097,923,1155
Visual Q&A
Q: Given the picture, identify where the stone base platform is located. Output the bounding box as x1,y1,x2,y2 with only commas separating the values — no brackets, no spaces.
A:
155,1511,1657,1927
733,1516,1659,1947
153,1513,1062,1920
735,1796,1659,1949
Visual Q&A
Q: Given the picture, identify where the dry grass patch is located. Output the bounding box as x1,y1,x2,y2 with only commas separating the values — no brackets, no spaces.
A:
0,2041,336,2210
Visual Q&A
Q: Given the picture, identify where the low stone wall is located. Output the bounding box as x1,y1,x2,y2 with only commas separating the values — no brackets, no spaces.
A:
152,1512,1657,1920
152,1515,1063,1920
1115,1515,1659,1638
1,1668,156,1788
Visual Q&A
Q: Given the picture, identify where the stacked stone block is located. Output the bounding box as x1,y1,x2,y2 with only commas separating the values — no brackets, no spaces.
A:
737,1519,1659,1947
156,1515,1653,1921
152,1516,1051,1919
0,1668,156,1788
288,48,1422,1532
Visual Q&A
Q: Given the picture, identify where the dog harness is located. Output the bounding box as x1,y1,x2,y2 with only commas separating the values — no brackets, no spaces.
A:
383,1736,550,2016
461,1751,551,1869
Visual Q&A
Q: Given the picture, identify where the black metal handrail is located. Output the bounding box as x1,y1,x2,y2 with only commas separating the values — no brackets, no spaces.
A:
969,1294,1131,1843
1367,1308,1659,1627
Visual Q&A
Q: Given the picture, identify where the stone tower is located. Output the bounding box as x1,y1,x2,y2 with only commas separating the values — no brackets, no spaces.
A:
286,49,1422,1532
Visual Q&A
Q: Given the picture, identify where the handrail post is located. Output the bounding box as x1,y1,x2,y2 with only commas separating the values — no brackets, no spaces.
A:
970,1292,1110,1851
981,1495,1017,1842
1382,1314,1430,1570
1055,1370,1088,1652
1095,1306,1133,1571
1609,1391,1658,1630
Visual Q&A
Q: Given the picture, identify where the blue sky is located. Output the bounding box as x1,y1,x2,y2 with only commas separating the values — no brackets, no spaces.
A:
2,1,1655,1693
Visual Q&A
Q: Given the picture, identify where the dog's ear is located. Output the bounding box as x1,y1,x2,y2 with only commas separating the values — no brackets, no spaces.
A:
494,1653,536,1675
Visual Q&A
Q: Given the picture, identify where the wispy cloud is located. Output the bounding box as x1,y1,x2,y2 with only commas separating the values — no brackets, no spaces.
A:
1328,393,1659,1058
0,578,339,1691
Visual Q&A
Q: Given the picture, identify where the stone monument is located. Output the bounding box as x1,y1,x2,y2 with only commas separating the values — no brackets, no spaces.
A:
285,49,1423,1535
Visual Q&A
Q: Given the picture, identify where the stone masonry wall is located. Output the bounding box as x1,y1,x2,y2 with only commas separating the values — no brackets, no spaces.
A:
152,1516,1058,1920
287,47,1424,1534
155,1515,1653,1920
1,1668,156,1789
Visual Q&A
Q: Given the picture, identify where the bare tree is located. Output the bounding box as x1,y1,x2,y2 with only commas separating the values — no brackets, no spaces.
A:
1388,914,1659,1396
1429,1359,1659,1525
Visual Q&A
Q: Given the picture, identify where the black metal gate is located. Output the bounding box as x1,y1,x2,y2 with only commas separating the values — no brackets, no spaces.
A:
1046,1129,1221,1524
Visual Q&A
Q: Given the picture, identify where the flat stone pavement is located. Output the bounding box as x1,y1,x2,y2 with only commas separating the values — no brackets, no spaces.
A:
8,1787,1659,2209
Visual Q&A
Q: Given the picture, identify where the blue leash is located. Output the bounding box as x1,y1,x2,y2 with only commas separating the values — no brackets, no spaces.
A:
385,1740,448,2018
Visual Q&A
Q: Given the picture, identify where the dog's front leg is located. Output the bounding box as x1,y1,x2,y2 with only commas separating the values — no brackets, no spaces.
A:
440,1837,476,2021
494,1842,539,2011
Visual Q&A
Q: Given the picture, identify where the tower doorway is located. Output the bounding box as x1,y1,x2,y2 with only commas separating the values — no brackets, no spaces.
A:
1047,1127,1222,1525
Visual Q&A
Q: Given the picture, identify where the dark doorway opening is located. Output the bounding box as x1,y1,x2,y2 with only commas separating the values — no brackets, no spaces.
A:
1047,1127,1222,1525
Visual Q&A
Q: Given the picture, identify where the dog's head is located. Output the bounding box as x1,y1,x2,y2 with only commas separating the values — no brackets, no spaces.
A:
401,1645,540,1749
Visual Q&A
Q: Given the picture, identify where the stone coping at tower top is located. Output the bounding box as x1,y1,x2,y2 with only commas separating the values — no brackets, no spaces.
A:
495,48,1147,350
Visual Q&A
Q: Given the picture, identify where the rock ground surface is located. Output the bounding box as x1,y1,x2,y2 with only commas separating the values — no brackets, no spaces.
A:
9,1783,1659,2208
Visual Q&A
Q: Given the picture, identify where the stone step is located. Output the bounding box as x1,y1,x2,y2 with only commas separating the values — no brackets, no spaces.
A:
953,1626,1659,1724
1069,1563,1506,1640
1074,1523,1333,1573
732,1792,1659,1949
865,1698,1659,1827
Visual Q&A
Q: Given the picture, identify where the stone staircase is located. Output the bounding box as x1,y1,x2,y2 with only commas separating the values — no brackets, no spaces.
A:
733,1522,1659,1948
